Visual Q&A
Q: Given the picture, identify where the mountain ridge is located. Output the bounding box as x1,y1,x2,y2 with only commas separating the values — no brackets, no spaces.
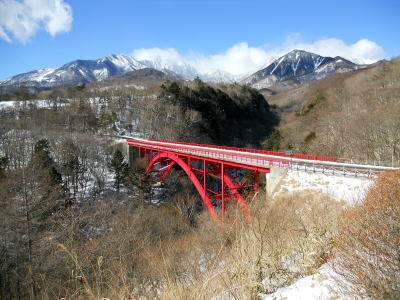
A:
0,50,367,94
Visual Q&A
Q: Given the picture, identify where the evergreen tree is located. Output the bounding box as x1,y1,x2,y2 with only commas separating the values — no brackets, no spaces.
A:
32,139,53,168
264,129,282,151
110,149,128,193
29,139,63,218
125,164,151,203
0,156,8,178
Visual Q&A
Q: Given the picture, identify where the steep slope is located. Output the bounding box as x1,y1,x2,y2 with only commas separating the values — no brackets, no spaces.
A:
266,57,399,164
297,56,361,83
242,50,364,90
138,80,278,146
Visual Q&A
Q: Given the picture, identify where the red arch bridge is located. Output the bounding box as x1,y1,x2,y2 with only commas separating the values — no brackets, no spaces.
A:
124,137,399,223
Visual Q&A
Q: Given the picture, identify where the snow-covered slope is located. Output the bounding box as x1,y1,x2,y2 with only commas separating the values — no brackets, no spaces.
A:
241,50,364,90
201,69,240,83
139,59,199,80
139,59,239,83
297,56,365,83
273,169,372,205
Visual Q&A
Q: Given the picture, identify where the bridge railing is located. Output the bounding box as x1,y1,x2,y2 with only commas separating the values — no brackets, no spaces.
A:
337,157,400,168
128,138,290,171
130,139,370,173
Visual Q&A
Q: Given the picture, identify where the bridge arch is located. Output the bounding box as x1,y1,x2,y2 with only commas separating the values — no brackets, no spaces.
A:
145,152,251,222
145,152,218,221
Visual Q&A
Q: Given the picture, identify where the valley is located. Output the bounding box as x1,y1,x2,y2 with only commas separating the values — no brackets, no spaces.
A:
0,48,399,300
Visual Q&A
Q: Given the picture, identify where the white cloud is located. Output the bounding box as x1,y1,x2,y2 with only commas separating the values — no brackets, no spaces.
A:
0,0,72,43
131,35,386,76
290,37,386,65
133,47,188,68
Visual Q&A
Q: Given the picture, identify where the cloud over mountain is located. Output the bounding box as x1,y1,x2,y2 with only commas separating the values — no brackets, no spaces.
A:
0,0,73,43
132,36,386,77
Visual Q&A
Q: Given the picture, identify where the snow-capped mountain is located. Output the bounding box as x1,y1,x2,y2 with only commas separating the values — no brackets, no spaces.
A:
139,59,199,80
138,59,239,82
201,69,241,83
0,54,148,93
241,50,364,90
0,50,366,94
0,53,237,93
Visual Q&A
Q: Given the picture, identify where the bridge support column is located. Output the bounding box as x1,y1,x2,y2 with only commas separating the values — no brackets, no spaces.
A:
126,143,138,167
221,163,225,220
266,166,288,197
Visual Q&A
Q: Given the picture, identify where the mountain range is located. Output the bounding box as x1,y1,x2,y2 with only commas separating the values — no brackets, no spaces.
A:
0,50,367,93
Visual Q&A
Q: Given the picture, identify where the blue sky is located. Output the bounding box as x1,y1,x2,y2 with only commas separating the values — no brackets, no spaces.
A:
0,0,399,79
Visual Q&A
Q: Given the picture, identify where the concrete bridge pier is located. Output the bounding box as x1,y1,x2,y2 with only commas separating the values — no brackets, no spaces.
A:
266,166,288,197
126,142,137,167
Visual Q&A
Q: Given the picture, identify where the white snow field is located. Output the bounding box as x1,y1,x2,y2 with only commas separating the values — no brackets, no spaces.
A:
274,169,373,205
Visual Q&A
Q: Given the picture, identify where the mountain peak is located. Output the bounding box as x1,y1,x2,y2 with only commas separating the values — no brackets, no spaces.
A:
259,50,333,79
287,49,307,54
241,50,363,90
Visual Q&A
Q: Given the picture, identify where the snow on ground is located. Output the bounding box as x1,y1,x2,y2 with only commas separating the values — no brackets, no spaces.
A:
275,169,373,205
125,84,146,90
259,264,350,300
0,99,69,110
0,101,16,109
258,170,372,299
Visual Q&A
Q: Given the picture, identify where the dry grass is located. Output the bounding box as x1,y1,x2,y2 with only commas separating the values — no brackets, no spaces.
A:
14,188,345,299
157,192,344,299
332,171,400,299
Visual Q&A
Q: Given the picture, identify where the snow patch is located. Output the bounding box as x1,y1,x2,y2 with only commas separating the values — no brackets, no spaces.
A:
259,264,347,300
270,57,285,75
275,170,373,205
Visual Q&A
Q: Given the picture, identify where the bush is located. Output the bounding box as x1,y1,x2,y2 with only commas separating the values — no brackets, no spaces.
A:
332,171,400,299
298,90,326,116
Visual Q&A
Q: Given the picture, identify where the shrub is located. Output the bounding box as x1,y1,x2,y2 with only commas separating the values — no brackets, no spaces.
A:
158,192,344,299
298,90,326,116
332,171,400,299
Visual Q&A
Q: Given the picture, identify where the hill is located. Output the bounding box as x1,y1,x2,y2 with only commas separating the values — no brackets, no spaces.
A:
103,68,178,83
264,57,400,164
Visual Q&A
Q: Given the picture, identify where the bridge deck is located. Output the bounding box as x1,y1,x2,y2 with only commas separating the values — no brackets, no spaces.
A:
125,137,399,177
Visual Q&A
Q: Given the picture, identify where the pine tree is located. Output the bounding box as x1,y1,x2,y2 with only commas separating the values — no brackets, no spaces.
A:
110,149,128,193
264,129,282,151
32,139,53,168
125,164,151,203
29,139,63,218
0,156,8,178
